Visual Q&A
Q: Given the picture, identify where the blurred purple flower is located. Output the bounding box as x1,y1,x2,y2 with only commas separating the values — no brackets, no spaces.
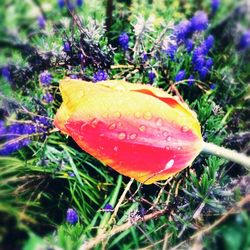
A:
103,204,113,212
198,67,209,80
39,71,53,86
148,71,156,84
174,20,192,41
238,31,250,50
76,0,83,7
66,208,78,224
211,0,220,14
118,32,129,50
210,83,216,89
63,41,71,52
68,172,75,177
67,1,75,11
204,35,215,51
70,74,78,79
164,45,177,60
188,75,195,86
175,70,186,82
1,67,11,82
42,92,54,103
93,70,108,82
58,0,65,8
185,39,194,53
37,16,46,29
206,58,213,70
191,11,208,32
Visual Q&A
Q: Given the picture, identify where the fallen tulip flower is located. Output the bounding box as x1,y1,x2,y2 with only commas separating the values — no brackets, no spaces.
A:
54,79,250,184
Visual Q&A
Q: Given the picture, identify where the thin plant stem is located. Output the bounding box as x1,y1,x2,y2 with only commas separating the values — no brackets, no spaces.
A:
202,142,250,170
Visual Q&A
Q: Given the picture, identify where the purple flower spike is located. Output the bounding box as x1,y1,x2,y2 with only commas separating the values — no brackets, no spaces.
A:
118,32,129,50
238,31,250,50
174,20,192,41
188,75,195,86
211,0,220,14
66,208,78,224
70,74,78,79
58,0,65,8
191,11,209,32
148,71,156,84
42,92,54,103
76,0,83,7
37,16,46,29
63,41,71,52
39,71,53,86
2,67,11,82
93,70,108,82
175,70,186,82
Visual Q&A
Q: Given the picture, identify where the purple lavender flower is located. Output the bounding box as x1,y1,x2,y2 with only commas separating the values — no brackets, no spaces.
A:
148,71,156,84
0,121,5,135
206,58,213,70
185,39,194,53
37,16,46,29
175,70,186,82
204,35,215,51
58,0,65,8
42,92,54,103
66,208,78,224
67,1,75,11
174,20,192,41
164,45,177,60
103,204,113,212
188,75,195,86
93,70,108,82
211,0,220,14
238,31,250,50
198,67,209,80
1,67,11,82
0,123,36,156
39,71,53,86
63,41,71,52
191,11,208,32
76,0,83,7
141,52,148,62
118,32,129,50
210,83,216,89
70,74,78,79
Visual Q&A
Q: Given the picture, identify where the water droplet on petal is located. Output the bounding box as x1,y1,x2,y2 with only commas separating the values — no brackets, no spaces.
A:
166,136,172,142
165,146,170,150
155,118,163,126
134,112,141,118
143,112,152,120
118,132,126,140
109,123,116,130
114,111,121,118
139,125,146,132
163,131,169,137
114,146,118,152
130,133,137,140
181,126,189,133
164,159,174,170
80,122,87,131
177,146,182,150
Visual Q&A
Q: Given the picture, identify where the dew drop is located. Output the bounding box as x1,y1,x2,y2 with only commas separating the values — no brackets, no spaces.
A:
109,123,116,130
139,125,146,132
114,146,118,152
181,126,189,133
143,111,152,120
164,159,174,170
134,112,141,118
163,131,169,137
80,122,87,131
165,146,170,150
177,146,182,150
155,118,163,126
166,136,172,142
118,132,126,140
129,133,137,140
114,111,121,118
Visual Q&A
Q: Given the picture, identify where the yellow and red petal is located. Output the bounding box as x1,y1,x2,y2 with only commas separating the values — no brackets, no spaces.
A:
54,79,203,184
